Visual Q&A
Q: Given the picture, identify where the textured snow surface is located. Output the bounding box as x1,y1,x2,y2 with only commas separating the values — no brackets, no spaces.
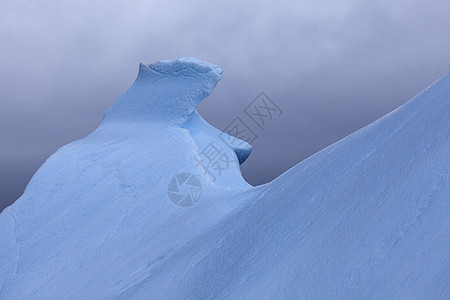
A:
0,58,449,299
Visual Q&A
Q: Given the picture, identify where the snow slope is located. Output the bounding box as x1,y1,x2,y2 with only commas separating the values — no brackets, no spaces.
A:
0,58,449,299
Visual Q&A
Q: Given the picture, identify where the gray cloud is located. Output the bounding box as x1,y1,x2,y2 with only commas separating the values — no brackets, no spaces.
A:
1,0,449,211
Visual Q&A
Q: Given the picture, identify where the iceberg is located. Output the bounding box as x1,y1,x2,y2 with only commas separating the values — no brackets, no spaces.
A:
0,58,449,299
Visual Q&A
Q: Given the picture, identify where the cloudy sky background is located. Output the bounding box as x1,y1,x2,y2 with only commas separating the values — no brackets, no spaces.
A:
1,0,449,211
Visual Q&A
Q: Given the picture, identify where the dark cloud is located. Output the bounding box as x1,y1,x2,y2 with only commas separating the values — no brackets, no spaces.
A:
1,0,449,211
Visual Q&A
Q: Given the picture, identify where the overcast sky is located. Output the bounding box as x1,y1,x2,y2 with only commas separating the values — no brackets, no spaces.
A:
1,0,449,211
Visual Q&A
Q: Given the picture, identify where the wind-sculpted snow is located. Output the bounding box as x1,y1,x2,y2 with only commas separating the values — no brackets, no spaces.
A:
0,58,449,299
104,57,223,125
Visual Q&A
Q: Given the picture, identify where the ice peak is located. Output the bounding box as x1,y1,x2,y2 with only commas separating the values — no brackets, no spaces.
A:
103,57,223,125
137,57,223,81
